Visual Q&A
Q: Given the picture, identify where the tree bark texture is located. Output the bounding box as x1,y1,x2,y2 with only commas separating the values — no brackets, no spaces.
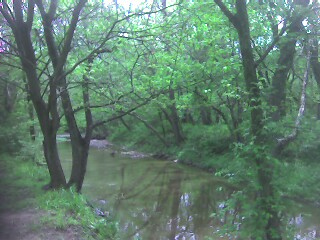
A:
310,39,320,120
214,1,282,239
269,13,303,121
1,1,66,188
35,0,90,192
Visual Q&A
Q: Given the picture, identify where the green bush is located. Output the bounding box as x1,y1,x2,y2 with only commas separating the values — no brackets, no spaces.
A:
109,121,170,153
178,124,232,168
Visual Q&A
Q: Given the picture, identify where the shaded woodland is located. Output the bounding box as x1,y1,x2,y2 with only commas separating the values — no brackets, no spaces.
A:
1,0,320,239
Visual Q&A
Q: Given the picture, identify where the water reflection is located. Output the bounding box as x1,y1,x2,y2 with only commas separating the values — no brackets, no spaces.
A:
59,142,233,239
58,142,320,239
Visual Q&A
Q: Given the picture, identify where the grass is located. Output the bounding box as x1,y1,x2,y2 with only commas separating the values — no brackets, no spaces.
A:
0,153,46,211
0,152,118,240
38,188,118,239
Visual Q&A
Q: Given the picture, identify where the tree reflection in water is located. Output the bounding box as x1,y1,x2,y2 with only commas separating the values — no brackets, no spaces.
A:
59,143,320,239
108,161,232,239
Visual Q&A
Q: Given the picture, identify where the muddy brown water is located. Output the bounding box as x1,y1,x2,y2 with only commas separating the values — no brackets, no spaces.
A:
58,141,320,240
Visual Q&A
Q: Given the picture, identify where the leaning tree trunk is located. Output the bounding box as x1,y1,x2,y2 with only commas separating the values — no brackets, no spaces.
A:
63,67,92,192
0,1,67,188
161,0,184,145
23,63,66,188
35,0,90,192
269,13,303,121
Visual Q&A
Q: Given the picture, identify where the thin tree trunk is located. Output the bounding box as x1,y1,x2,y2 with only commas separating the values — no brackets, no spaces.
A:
24,78,36,141
129,112,169,147
200,106,212,125
161,103,184,145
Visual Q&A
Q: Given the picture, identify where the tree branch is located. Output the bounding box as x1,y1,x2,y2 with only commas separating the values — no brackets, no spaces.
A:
13,0,23,25
53,0,87,81
48,0,58,19
214,0,237,28
56,2,180,82
273,43,311,156
92,100,150,129
0,2,15,28
254,23,288,67
129,112,169,147
26,0,35,32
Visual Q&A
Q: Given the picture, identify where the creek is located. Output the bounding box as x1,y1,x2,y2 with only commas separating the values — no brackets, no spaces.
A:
58,141,320,240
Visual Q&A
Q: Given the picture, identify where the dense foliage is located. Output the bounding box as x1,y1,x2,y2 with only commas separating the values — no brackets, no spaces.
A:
1,0,320,239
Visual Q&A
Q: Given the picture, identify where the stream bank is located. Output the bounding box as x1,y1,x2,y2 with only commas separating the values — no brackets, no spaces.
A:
57,137,320,239
0,153,82,240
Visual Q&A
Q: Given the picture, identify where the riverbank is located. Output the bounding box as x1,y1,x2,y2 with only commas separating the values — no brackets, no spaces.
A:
0,153,82,240
0,153,117,240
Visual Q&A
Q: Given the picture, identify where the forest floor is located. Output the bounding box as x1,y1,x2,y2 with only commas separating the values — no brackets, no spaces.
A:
0,156,82,240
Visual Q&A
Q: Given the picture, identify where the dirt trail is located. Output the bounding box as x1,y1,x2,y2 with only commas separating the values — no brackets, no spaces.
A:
0,209,80,240
0,161,82,240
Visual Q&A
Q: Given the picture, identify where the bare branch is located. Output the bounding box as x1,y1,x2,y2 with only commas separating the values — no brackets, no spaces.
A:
254,23,288,67
57,2,180,81
129,112,169,147
273,43,311,156
0,60,23,70
92,100,150,129
0,2,15,28
214,0,237,27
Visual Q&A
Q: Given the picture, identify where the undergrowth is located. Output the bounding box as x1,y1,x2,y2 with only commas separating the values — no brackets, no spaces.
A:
0,151,118,240
38,188,118,240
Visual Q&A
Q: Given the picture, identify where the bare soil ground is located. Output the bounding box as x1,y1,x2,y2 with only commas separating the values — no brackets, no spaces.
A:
0,209,81,240
0,161,82,240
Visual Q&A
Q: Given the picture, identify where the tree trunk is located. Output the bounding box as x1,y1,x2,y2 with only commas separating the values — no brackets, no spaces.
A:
63,65,92,192
65,55,93,192
181,108,195,124
200,106,212,125
27,101,36,142
236,2,281,238
162,90,184,145
4,82,17,113
23,79,36,141
161,88,184,145
67,136,90,192
43,132,67,188
1,2,67,188
34,0,89,192
310,38,320,120
214,1,281,239
269,14,303,121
